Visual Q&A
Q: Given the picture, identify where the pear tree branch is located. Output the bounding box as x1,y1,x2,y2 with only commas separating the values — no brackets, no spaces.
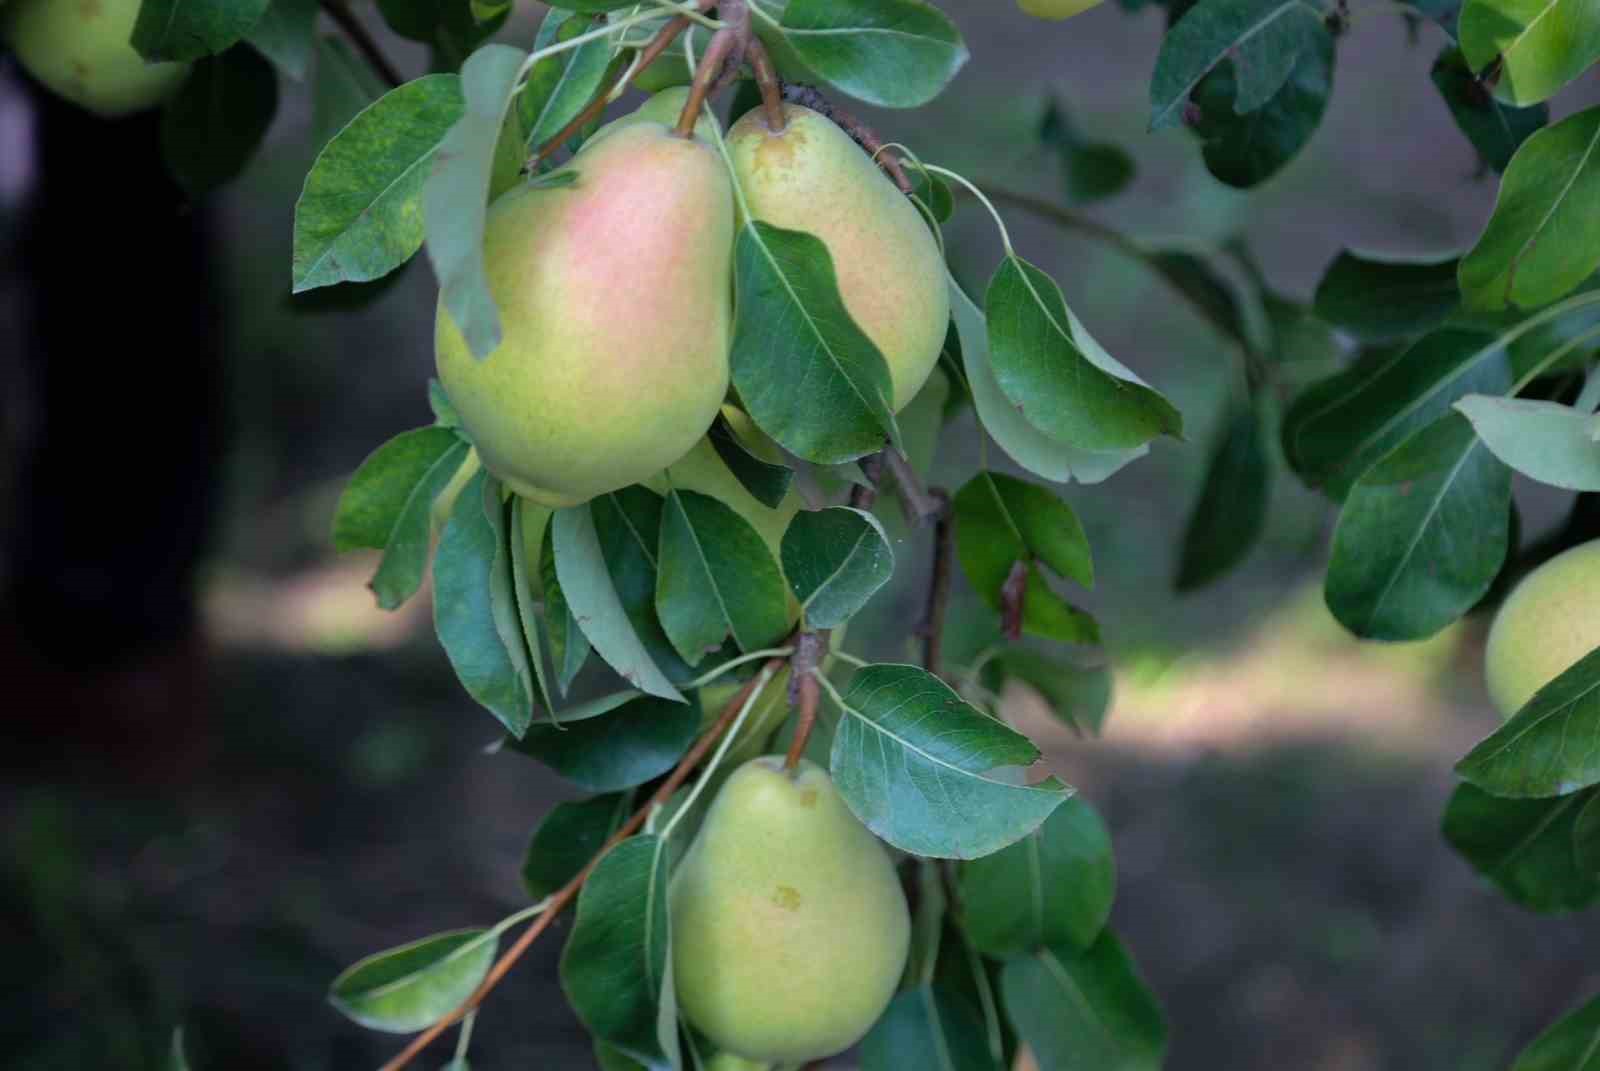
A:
320,0,403,88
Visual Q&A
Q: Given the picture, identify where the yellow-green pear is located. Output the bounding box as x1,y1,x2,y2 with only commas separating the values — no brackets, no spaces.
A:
591,87,717,146
1018,0,1108,19
726,103,948,411
1485,539,1600,717
671,756,909,1064
3,0,190,117
705,1054,772,1071
436,121,734,507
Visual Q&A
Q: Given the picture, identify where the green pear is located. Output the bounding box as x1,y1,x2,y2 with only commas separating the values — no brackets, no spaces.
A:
436,120,735,507
671,756,909,1064
726,103,949,411
1485,539,1600,717
1018,0,1108,19
3,0,190,117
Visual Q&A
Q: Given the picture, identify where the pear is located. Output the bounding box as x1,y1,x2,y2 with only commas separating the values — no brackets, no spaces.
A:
726,103,949,411
3,0,190,117
589,87,718,147
671,757,909,1064
436,120,735,507
1018,0,1108,18
1485,539,1600,717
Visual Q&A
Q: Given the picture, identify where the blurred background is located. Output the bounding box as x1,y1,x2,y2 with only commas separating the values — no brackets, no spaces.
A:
4,1,1599,1068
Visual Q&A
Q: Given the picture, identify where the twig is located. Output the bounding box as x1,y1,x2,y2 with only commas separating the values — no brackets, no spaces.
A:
784,631,829,770
958,183,1143,258
747,37,786,131
1000,560,1028,643
319,1,403,89
779,83,912,193
378,660,784,1071
921,490,953,675
850,452,885,511
883,448,943,527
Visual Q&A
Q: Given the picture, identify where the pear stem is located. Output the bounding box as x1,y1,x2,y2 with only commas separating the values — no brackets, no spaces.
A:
674,22,741,138
377,657,786,1071
920,489,954,676
748,38,788,132
850,452,885,511
784,631,829,771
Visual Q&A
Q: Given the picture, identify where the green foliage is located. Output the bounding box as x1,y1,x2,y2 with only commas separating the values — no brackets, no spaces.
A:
1442,783,1600,912
1458,648,1600,797
761,0,968,109
132,0,269,62
506,695,699,792
1001,933,1167,1071
656,490,790,662
329,929,498,1033
1176,406,1271,591
782,507,894,629
161,44,278,195
1459,0,1600,106
1454,395,1600,491
1510,992,1600,1070
519,10,616,156
1312,251,1461,343
1040,97,1135,204
1430,47,1547,173
522,793,630,901
245,0,316,80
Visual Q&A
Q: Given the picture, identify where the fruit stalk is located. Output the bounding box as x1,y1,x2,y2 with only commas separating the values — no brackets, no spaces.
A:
783,630,829,771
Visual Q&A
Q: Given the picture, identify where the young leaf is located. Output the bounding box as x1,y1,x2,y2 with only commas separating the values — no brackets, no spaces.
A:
522,792,631,901
520,10,617,154
1431,47,1548,174
860,986,1001,1071
775,0,969,109
161,45,279,195
1175,406,1271,592
1313,250,1461,343
730,221,898,464
707,413,794,509
1459,106,1600,312
434,472,535,736
656,490,790,664
986,255,1182,452
552,501,685,702
504,696,699,792
246,0,318,80
1509,993,1600,1071
539,518,590,692
133,0,270,61
985,650,1114,737
781,507,894,630
424,43,528,360
1459,0,1600,106
293,74,464,292
1441,783,1600,912
329,929,499,1033
955,472,1098,645
950,277,1149,485
1455,396,1600,491
828,664,1069,859
334,427,469,610
1325,413,1512,641
1001,933,1167,1071
1458,647,1600,798
1149,0,1326,129
559,836,673,1064
959,797,1116,957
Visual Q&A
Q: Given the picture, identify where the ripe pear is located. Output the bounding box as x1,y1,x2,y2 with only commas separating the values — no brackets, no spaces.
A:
3,0,190,117
1018,0,1108,19
671,756,909,1064
436,121,735,507
1485,539,1600,717
726,103,949,412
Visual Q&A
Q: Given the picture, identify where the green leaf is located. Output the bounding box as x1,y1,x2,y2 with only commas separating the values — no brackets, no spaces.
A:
377,0,508,63
1282,328,1510,499
161,45,278,195
1455,396,1600,491
1459,0,1600,106
934,925,1017,1070
1001,933,1167,1071
1175,407,1271,591
959,797,1116,957
292,74,464,293
730,221,898,464
505,695,698,792
559,836,673,1064
425,43,527,360
910,170,957,223
987,256,1182,452
1460,106,1600,312
860,985,1001,1071
656,490,790,663
1431,47,1548,174
985,650,1113,737
950,277,1149,485
334,427,468,610
311,36,386,154
828,663,1069,859
539,517,590,692
954,472,1098,645
1188,24,1334,189
1041,98,1135,205
1149,0,1326,129
1441,783,1600,912
1510,993,1600,1070
435,471,535,735
522,792,631,901
1575,792,1600,877
1313,250,1461,343
707,413,794,509
246,0,317,79
592,488,698,686
552,501,685,703
1458,646,1600,797
508,497,556,718
329,929,499,1033
774,0,968,109
781,507,894,630
133,0,269,61
1326,412,1512,641
519,10,616,153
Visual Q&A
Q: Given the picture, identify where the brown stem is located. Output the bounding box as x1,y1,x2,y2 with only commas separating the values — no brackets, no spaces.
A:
779,83,912,194
784,631,828,770
850,452,885,511
674,25,740,138
883,448,943,527
527,12,694,170
379,660,784,1071
1000,559,1028,643
320,1,403,88
921,490,953,675
747,38,787,131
